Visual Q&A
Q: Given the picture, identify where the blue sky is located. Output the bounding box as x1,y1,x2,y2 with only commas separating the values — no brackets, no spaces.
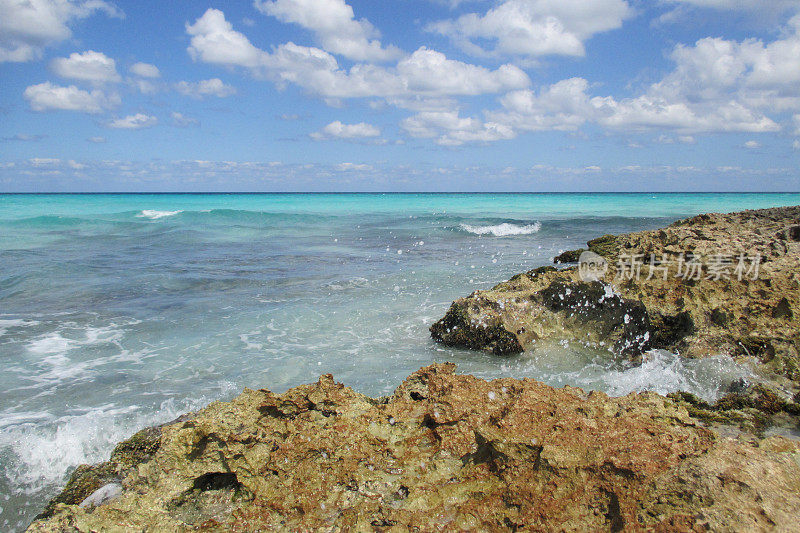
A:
1,0,799,191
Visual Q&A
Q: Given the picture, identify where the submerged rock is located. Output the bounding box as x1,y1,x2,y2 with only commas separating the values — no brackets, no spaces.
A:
27,364,800,531
431,206,800,383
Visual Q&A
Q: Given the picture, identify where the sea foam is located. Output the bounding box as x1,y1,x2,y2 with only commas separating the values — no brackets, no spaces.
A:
136,210,182,220
460,222,541,236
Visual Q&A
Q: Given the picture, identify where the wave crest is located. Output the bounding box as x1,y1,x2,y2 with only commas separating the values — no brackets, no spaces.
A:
459,221,541,236
136,210,182,220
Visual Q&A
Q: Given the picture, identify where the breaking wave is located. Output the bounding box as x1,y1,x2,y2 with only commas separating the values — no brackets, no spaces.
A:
136,210,182,220
459,222,542,236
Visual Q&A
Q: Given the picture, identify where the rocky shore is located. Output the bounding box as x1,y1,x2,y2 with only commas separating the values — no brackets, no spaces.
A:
26,364,800,531
431,206,800,383
27,206,800,531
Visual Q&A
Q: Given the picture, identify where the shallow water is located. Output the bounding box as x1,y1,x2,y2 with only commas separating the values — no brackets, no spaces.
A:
1,192,798,529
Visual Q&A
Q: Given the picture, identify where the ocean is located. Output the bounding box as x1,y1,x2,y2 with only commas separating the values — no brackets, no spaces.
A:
1,192,799,529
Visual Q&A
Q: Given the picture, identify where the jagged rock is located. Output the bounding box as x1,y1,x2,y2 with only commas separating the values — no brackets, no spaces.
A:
553,248,585,263
432,206,800,382
27,364,800,532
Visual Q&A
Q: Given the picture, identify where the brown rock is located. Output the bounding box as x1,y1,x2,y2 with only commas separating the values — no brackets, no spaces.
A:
27,365,800,532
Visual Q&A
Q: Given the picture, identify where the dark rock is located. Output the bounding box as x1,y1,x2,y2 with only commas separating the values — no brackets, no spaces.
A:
553,248,585,263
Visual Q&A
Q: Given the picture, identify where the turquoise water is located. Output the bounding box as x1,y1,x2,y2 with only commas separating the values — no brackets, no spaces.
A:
1,192,799,529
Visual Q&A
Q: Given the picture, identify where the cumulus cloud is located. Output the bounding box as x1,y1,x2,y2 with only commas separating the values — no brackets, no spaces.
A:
106,113,157,129
23,81,120,113
254,0,402,62
0,0,122,62
185,9,529,100
310,120,380,140
50,50,121,83
413,18,800,144
175,78,236,98
427,0,633,59
186,8,265,68
401,110,514,146
129,62,160,78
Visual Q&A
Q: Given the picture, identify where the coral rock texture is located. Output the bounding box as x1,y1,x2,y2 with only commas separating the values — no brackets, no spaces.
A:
28,364,800,532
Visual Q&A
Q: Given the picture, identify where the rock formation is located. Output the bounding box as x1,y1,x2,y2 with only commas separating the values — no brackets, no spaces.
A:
27,364,800,532
431,206,800,384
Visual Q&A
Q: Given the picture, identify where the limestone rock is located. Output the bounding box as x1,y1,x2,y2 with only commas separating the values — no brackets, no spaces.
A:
27,364,800,532
431,206,800,382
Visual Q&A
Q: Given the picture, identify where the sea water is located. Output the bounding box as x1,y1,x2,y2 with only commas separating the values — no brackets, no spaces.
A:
1,192,799,529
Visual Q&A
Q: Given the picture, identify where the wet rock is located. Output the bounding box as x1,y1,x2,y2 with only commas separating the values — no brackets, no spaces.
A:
430,278,653,357
668,381,800,434
586,233,618,257
27,365,800,532
434,205,800,382
553,248,585,263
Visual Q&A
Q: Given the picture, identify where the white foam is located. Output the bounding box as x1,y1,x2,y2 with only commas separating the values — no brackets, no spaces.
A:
25,326,123,356
460,222,541,236
25,334,76,355
594,350,753,402
136,210,182,220
0,395,210,494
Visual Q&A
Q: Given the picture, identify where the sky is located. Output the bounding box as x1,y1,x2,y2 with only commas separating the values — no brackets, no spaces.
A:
1,0,799,192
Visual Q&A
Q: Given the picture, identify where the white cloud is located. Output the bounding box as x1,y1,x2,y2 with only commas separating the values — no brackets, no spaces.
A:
129,62,160,78
29,157,61,167
171,112,199,127
175,78,236,98
445,21,800,143
185,9,529,100
23,82,120,113
401,110,515,146
0,0,122,62
254,0,402,62
428,0,633,59
593,94,779,133
793,139,800,149
335,162,373,171
310,120,380,140
186,8,265,68
743,140,761,148
488,78,595,132
130,79,158,94
106,113,158,129
396,47,529,96
409,67,782,145
87,136,106,143
50,50,120,83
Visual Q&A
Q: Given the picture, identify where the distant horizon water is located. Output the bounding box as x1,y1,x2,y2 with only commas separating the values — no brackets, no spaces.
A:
2,192,800,530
